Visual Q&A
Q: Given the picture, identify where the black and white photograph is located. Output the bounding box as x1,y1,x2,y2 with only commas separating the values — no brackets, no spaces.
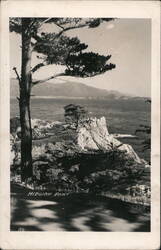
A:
0,1,160,249
10,16,151,232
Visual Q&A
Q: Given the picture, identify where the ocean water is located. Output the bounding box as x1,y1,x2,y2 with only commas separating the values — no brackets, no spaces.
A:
10,97,151,161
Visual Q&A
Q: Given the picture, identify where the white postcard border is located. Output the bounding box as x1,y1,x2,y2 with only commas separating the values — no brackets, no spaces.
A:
0,1,160,249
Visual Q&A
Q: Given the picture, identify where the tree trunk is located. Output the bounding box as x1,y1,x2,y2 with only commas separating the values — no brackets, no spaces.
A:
19,18,33,182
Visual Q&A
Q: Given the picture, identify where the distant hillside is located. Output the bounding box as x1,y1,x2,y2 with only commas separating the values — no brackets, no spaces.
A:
10,78,132,99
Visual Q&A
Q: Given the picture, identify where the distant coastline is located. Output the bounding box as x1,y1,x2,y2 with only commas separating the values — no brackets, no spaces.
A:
10,95,150,101
10,78,151,100
10,96,88,100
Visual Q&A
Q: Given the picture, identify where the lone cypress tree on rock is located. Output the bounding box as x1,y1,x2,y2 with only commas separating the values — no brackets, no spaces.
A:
64,104,88,127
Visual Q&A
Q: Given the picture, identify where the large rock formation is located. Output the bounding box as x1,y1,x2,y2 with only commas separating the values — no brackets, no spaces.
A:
77,117,142,164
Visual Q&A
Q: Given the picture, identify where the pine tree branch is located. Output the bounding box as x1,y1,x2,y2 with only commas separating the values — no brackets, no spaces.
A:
32,72,66,86
56,22,89,37
31,61,48,73
32,22,90,49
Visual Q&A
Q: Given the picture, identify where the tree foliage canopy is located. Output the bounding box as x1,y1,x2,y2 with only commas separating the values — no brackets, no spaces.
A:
10,17,116,83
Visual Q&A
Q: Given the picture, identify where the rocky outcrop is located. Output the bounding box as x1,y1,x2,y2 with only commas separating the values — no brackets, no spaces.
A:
77,117,110,150
77,117,142,164
10,117,63,140
10,116,142,164
10,116,145,165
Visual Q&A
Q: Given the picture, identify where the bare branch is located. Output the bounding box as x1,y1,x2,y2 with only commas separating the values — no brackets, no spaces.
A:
52,22,64,30
13,67,21,85
37,18,54,30
32,72,66,86
32,68,113,87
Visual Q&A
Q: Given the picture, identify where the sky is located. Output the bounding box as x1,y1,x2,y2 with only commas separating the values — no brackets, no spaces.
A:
10,18,151,97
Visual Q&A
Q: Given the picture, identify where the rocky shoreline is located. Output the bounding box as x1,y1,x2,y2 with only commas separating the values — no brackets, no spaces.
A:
10,115,150,205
